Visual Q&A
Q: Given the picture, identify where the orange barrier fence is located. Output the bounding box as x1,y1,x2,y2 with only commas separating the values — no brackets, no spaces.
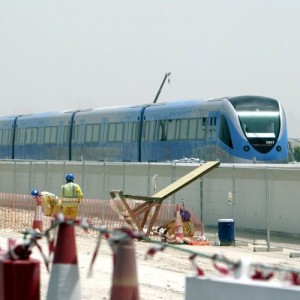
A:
0,193,203,236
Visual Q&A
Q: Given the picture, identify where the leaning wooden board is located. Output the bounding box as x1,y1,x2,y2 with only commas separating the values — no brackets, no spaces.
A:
152,161,220,199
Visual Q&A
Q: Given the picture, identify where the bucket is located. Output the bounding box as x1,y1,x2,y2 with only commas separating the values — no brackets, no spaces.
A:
218,219,234,246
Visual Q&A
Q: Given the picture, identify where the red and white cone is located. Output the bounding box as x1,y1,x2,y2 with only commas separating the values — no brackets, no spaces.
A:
174,204,184,239
32,196,43,232
110,237,139,300
46,223,81,300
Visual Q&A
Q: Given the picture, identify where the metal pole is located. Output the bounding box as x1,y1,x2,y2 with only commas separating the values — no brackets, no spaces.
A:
147,162,151,196
232,165,236,243
45,161,48,190
13,161,16,194
153,72,171,103
29,161,32,194
171,161,176,204
232,165,236,221
265,167,271,248
82,161,85,196
200,179,203,224
123,162,126,192
103,162,106,199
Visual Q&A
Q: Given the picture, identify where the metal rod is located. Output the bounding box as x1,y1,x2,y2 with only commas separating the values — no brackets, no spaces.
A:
153,72,171,103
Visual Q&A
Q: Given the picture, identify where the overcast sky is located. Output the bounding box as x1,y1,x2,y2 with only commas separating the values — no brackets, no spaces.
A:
1,1,299,137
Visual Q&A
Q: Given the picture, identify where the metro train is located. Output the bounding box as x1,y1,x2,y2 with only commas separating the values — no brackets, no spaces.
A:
0,95,289,163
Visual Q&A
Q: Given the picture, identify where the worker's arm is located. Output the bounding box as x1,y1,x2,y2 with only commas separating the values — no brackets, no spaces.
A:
75,184,83,201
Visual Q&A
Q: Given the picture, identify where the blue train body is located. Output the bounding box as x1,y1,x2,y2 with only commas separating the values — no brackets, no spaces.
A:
0,95,289,163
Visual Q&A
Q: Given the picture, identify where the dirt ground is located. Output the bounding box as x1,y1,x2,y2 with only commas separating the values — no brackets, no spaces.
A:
1,227,300,300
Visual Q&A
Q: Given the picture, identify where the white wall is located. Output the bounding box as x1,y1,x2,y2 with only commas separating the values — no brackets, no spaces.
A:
1,160,300,236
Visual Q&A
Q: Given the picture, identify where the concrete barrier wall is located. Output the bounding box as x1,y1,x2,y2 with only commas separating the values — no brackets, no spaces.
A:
185,276,300,300
1,160,300,236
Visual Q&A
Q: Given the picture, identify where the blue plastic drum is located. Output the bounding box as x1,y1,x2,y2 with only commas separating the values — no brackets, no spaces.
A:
218,219,235,246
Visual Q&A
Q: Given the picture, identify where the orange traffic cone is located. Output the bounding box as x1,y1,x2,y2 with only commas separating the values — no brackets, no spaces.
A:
46,222,81,300
32,196,43,232
174,204,184,239
110,237,139,300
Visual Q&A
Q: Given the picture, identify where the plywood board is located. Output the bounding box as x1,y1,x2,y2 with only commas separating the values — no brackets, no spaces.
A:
152,161,220,199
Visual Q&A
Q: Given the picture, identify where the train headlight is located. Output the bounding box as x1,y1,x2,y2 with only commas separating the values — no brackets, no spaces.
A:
243,145,250,152
276,145,281,152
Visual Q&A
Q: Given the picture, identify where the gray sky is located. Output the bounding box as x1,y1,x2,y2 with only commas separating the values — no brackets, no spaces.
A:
1,1,299,137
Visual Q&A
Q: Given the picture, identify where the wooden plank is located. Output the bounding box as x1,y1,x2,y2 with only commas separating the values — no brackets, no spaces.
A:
152,161,220,199
109,161,220,235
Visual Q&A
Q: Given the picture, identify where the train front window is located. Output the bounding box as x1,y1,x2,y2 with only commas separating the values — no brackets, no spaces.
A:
239,112,280,139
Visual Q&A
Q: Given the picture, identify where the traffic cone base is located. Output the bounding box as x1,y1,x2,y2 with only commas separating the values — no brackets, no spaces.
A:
110,238,139,300
47,264,81,299
32,203,43,232
46,223,81,300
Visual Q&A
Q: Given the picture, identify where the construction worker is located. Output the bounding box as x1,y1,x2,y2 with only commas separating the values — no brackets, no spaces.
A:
31,189,61,217
158,204,195,242
61,173,83,219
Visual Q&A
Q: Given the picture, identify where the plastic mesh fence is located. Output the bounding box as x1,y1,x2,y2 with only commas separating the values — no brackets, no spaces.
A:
0,193,203,237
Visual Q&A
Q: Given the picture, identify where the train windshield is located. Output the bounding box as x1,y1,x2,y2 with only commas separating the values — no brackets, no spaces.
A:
229,96,281,154
238,111,280,139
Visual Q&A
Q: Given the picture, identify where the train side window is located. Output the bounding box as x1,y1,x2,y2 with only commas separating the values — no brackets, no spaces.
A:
64,126,69,143
16,128,24,145
3,129,7,145
167,119,176,140
2,129,10,146
77,124,85,144
71,125,79,144
100,123,108,142
32,128,38,143
125,122,137,142
44,127,57,144
25,128,31,144
92,124,100,142
148,121,156,141
115,123,123,142
50,127,57,144
0,130,2,145
85,124,93,143
37,127,43,144
15,129,20,145
132,122,138,142
210,117,217,139
197,118,205,139
108,123,116,142
142,121,155,142
124,123,131,142
179,119,188,140
85,124,100,143
219,114,233,148
188,118,197,140
8,129,12,145
0,130,5,145
26,128,37,144
142,121,148,141
45,127,51,144
2,129,5,145
157,120,167,141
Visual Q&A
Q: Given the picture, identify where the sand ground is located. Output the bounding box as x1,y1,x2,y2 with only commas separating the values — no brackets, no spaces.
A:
1,227,300,300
